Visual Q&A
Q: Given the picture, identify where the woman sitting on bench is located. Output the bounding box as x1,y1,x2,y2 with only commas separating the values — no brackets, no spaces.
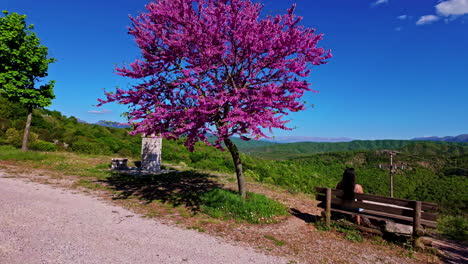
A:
336,168,364,225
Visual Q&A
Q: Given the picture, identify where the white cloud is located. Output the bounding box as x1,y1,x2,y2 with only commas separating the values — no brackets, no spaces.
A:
371,0,389,7
397,15,408,20
394,27,403,31
436,0,468,16
88,109,112,114
416,15,440,25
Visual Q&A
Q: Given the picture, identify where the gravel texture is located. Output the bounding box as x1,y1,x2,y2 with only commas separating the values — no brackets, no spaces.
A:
0,176,287,264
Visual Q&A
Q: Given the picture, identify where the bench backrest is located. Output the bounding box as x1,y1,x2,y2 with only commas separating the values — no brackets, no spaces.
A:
315,187,438,228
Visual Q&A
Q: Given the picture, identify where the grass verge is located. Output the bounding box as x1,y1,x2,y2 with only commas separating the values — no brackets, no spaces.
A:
0,145,58,161
199,188,288,224
314,220,363,243
0,148,288,227
437,215,468,241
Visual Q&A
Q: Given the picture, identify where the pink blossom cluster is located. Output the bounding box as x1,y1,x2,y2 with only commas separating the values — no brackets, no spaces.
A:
99,0,331,150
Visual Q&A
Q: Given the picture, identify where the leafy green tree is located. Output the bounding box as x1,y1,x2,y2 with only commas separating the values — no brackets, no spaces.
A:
0,11,56,151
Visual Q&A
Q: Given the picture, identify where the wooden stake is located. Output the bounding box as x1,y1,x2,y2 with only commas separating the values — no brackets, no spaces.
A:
326,188,331,228
413,201,424,248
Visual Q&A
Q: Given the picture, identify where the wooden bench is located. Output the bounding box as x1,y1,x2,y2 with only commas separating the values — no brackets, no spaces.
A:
315,187,438,247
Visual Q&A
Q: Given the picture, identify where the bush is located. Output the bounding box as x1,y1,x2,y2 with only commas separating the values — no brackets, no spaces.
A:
30,140,57,152
438,215,468,241
244,169,260,181
117,148,134,157
200,188,288,224
5,128,38,148
71,141,111,155
5,128,22,147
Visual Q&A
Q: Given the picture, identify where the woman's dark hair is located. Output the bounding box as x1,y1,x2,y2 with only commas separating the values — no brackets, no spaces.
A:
341,168,356,200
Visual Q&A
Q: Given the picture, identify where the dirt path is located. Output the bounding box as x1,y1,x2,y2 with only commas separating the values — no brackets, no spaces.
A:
0,176,288,264
430,237,468,264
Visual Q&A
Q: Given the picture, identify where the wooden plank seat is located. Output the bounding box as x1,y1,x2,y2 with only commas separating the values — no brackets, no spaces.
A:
315,187,438,247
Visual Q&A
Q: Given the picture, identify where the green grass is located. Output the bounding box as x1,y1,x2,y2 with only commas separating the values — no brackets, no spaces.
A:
199,188,288,224
76,179,107,190
343,230,364,243
438,215,468,241
188,225,206,232
84,163,112,180
0,145,114,182
264,235,286,246
0,145,58,161
314,220,363,242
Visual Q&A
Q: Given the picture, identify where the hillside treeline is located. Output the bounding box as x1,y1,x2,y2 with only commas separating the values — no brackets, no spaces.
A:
243,139,467,159
0,96,141,156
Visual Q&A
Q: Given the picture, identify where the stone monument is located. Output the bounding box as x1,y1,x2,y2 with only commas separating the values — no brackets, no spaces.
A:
141,135,162,172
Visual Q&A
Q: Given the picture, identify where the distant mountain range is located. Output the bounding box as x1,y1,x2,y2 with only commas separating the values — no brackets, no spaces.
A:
90,119,467,144
412,134,468,143
95,120,131,129
265,136,353,143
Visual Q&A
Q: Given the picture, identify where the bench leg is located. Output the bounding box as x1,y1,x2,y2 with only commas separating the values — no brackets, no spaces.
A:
412,201,424,249
326,188,331,228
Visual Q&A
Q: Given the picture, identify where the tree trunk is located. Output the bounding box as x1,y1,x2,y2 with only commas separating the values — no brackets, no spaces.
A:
21,106,33,152
224,138,246,198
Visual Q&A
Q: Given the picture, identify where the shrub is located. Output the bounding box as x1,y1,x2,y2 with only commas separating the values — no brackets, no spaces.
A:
71,141,111,155
30,140,57,152
200,188,288,224
438,215,468,241
5,128,22,147
244,169,260,181
117,148,134,157
5,128,38,148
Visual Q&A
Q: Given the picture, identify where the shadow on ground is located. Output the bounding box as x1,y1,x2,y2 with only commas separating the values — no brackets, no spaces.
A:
290,208,320,223
430,235,468,264
103,170,222,211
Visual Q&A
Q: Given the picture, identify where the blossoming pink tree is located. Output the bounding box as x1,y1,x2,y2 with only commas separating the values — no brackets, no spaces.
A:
100,0,331,197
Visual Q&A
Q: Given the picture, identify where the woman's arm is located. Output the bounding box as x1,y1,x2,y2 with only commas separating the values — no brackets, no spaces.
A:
355,184,363,194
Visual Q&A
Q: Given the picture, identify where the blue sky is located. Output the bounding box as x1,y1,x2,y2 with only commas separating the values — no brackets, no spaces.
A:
2,0,467,140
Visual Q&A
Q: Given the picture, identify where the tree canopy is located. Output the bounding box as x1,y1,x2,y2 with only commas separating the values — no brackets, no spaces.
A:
0,10,55,108
0,10,56,151
100,0,331,149
100,0,331,196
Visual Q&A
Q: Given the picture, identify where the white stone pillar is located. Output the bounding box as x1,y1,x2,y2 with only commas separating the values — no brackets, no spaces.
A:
141,136,162,172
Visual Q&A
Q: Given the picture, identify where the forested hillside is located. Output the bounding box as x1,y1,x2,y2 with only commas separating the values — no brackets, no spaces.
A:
1,96,466,217
243,139,468,159
412,134,468,143
244,150,467,215
0,96,142,156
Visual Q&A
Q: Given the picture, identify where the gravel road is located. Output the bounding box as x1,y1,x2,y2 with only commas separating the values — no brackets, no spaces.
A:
0,176,287,264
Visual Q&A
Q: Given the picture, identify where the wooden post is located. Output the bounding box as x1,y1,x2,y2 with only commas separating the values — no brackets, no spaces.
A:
413,201,424,249
326,188,331,228
389,152,395,198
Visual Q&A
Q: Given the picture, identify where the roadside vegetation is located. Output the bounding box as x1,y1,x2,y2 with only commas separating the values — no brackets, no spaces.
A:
0,145,287,225
200,189,288,224
1,97,467,242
